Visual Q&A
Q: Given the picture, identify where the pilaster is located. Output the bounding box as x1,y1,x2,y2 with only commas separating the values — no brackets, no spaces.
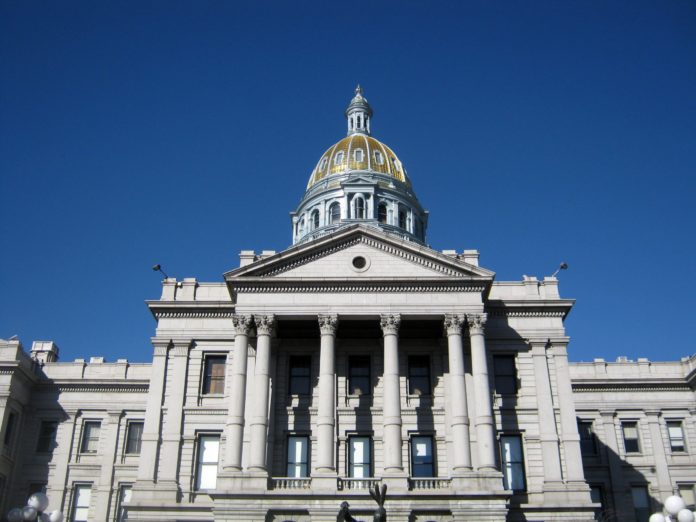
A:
92,410,123,521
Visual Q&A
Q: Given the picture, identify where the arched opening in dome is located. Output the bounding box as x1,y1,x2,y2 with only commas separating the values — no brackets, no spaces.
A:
398,208,407,229
311,210,320,230
354,196,365,219
329,202,341,224
378,203,387,224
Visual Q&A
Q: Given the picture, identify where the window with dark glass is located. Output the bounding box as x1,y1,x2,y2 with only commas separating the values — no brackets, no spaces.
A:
590,485,605,519
348,356,371,395
378,204,387,224
348,436,372,478
117,484,132,522
398,210,406,229
355,197,365,219
125,421,144,455
287,436,309,477
311,210,320,230
500,435,526,492
631,486,650,522
4,412,16,446
408,355,431,395
36,421,58,453
410,436,434,477
622,422,640,453
330,203,341,224
80,421,101,453
667,421,686,452
289,356,311,395
493,355,517,394
578,420,598,456
202,355,226,395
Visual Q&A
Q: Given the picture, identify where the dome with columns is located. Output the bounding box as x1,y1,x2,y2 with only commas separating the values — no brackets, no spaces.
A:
292,86,428,245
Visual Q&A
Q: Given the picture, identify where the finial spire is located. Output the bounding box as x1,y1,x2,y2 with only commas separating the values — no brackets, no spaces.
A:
345,85,372,136
355,84,363,96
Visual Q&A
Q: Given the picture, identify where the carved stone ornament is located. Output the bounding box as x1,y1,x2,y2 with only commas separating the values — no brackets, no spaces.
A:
318,314,338,335
254,314,276,336
466,313,487,334
380,314,401,335
232,314,253,335
444,313,465,335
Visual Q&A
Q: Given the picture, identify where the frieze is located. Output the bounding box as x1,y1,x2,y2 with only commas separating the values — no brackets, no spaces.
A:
154,311,235,319
573,383,690,392
46,382,149,393
234,282,486,293
488,309,567,318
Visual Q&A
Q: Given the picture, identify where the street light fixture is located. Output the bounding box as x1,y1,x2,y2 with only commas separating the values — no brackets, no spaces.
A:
6,492,64,522
649,495,695,522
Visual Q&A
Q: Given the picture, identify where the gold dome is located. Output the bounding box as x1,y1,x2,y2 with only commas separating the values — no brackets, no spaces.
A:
307,134,410,189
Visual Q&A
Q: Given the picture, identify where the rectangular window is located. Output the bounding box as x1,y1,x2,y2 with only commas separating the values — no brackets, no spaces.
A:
667,421,686,452
348,356,371,395
678,484,695,509
408,355,431,396
493,355,517,394
202,355,226,395
36,421,58,453
622,422,640,453
286,436,309,478
500,435,526,492
410,436,434,477
195,434,220,490
590,484,605,513
578,420,598,456
348,436,372,478
354,149,364,162
4,412,16,446
117,484,132,522
125,421,144,455
289,356,311,395
80,421,101,453
71,484,92,522
631,486,650,522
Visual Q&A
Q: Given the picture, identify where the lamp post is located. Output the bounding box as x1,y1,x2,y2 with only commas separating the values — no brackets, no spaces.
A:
6,492,64,522
649,495,695,522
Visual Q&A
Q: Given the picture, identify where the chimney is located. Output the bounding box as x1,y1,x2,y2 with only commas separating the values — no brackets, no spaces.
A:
30,341,59,363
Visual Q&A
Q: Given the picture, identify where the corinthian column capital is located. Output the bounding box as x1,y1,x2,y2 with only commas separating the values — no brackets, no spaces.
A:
318,314,338,335
232,314,254,335
380,313,401,336
254,314,276,336
444,313,465,335
466,313,487,334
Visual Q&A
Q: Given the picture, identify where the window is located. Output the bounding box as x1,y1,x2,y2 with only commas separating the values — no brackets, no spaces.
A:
125,421,144,455
335,151,345,164
4,412,16,446
202,355,226,395
377,203,387,224
286,436,309,477
622,422,640,453
631,486,650,522
354,149,364,162
117,484,132,522
493,355,517,395
195,434,220,490
374,150,384,165
500,435,526,492
398,210,406,229
354,197,365,219
330,202,341,224
408,355,431,395
299,217,305,235
311,210,320,230
319,157,328,171
71,484,92,522
678,484,695,509
348,356,371,395
80,421,101,453
36,421,58,453
349,436,372,478
578,420,598,456
667,421,686,452
289,356,311,395
590,485,605,519
410,436,434,477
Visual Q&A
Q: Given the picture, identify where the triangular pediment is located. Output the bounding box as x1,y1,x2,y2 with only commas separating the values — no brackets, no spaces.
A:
225,225,494,282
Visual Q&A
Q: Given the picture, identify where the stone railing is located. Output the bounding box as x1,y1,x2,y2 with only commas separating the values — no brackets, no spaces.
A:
270,477,312,490
338,478,381,491
408,478,452,490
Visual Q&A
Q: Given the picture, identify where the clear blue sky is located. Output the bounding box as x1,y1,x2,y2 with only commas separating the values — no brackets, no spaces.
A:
1,1,694,363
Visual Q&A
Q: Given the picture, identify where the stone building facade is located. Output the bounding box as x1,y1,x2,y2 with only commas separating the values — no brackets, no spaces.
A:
1,89,694,521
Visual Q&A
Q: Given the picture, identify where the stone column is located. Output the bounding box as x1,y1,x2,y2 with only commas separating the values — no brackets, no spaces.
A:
646,411,673,500
444,314,472,473
223,315,253,472
530,340,563,484
248,314,275,472
467,313,497,471
380,314,403,474
316,314,338,474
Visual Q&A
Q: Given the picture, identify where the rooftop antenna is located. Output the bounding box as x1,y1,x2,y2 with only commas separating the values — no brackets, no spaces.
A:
152,264,169,279
550,262,568,278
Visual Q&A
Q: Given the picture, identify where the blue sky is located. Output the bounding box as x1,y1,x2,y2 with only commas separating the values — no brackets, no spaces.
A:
1,1,695,363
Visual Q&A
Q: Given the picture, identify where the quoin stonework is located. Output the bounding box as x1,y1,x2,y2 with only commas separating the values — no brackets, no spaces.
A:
1,88,695,522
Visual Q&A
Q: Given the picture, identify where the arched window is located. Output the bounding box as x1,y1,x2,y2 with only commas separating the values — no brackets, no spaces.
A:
355,197,365,219
329,202,341,224
374,150,383,165
378,203,387,224
354,149,364,162
299,218,305,235
357,115,362,128
398,210,406,229
311,210,319,230
319,157,328,171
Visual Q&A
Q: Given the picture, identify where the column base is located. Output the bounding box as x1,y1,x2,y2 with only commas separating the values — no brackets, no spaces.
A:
381,475,409,493
311,474,338,491
130,480,180,502
451,470,505,493
216,471,268,492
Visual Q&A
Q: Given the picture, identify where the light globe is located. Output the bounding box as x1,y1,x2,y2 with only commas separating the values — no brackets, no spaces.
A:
38,514,50,522
27,492,49,512
666,496,687,516
48,510,64,522
677,509,695,522
7,508,24,522
22,506,38,520
649,514,667,522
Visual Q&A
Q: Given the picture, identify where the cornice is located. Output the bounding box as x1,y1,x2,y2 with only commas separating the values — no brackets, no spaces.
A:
153,311,235,319
572,380,691,393
231,279,486,294
486,299,574,319
39,381,149,393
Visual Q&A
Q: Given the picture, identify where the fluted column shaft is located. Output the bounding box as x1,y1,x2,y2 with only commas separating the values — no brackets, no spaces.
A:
248,315,275,472
224,314,253,471
316,314,338,473
381,314,403,474
468,313,497,471
444,314,473,473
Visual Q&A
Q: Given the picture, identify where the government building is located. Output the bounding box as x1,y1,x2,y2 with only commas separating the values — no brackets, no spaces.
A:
1,88,694,521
